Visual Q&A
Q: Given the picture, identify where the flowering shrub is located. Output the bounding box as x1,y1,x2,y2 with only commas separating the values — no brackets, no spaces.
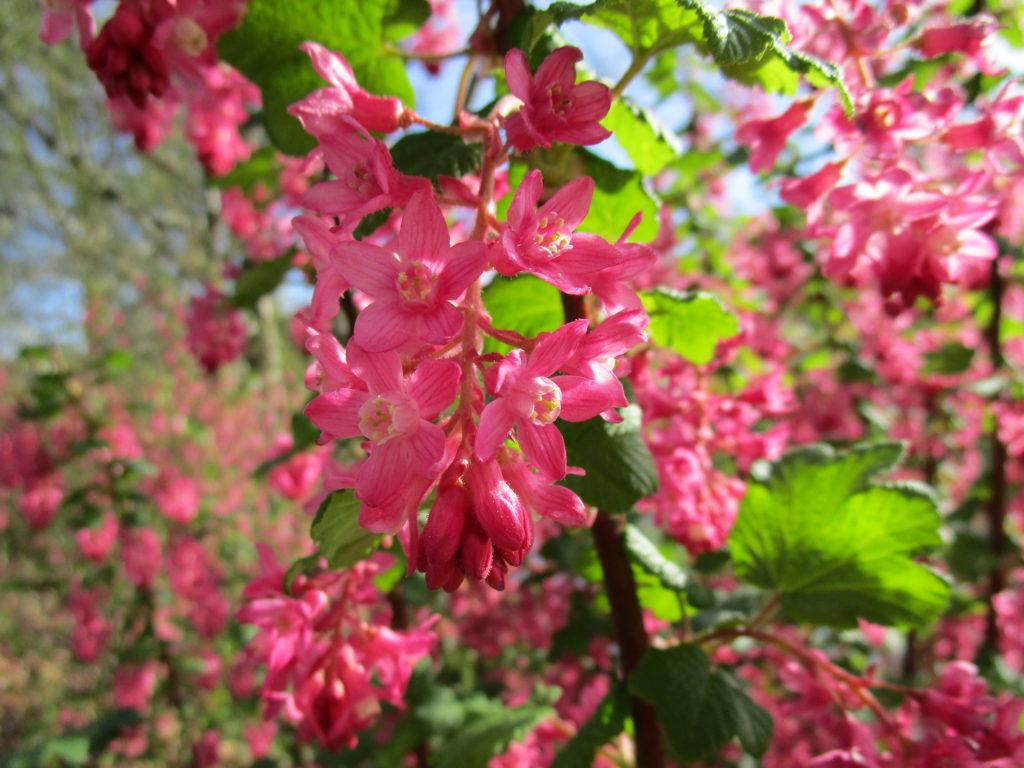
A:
4,0,1024,765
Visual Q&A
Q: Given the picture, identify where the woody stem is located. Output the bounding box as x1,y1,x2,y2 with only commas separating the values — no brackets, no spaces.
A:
561,291,665,768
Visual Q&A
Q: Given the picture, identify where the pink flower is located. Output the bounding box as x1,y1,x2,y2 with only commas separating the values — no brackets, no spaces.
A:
476,320,626,479
185,285,248,373
300,120,429,229
331,190,487,352
496,169,619,293
915,19,1003,76
293,216,351,328
238,550,435,750
120,527,162,588
114,662,159,711
289,42,406,137
68,584,111,662
19,476,63,530
75,512,119,562
410,0,460,75
305,343,460,511
268,449,327,500
735,100,811,173
85,3,171,108
504,47,611,151
152,471,201,524
38,0,95,47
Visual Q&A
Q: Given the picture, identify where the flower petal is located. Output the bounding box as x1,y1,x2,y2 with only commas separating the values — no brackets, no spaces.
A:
352,300,415,353
399,190,450,263
408,359,461,420
333,241,400,298
437,240,487,300
305,389,369,440
504,49,533,101
475,398,516,461
517,421,567,480
542,175,594,231
407,422,447,477
508,169,543,232
346,342,403,393
527,320,588,376
420,302,463,345
554,374,626,422
357,439,412,507
534,46,581,92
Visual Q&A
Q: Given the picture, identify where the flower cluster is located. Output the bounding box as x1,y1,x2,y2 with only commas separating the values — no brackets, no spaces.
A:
295,43,651,590
238,548,436,750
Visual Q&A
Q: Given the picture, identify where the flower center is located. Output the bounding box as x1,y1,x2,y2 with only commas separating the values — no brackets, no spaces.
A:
395,260,437,307
547,83,574,117
358,394,418,443
526,377,562,425
346,163,374,195
872,103,898,130
172,17,208,57
531,215,572,261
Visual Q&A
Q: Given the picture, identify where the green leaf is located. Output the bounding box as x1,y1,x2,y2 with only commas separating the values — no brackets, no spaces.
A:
640,289,740,365
390,131,483,186
354,208,393,240
922,341,975,375
558,404,659,513
579,149,659,242
482,275,564,353
730,442,950,628
601,99,681,175
435,701,554,768
310,489,380,569
630,644,773,762
625,524,689,591
211,146,280,194
539,1,851,111
552,685,629,768
219,0,426,155
231,252,293,309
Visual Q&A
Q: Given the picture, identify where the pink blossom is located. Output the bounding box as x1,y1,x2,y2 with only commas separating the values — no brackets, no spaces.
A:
504,47,611,151
268,449,327,500
496,169,619,293
238,549,435,750
38,0,95,47
120,527,163,588
292,215,351,327
68,584,111,662
192,730,221,768
915,18,1003,76
305,343,460,513
85,2,171,109
185,286,248,373
152,471,201,524
410,0,460,75
736,100,811,173
289,42,406,137
19,476,63,530
476,320,627,479
75,512,119,562
329,191,487,352
114,662,159,711
300,120,429,229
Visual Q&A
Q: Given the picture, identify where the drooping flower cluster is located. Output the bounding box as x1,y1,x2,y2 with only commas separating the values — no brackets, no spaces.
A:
294,43,653,591
237,548,436,750
41,0,256,171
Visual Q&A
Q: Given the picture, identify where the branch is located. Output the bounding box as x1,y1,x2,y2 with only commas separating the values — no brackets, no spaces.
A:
561,291,665,768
